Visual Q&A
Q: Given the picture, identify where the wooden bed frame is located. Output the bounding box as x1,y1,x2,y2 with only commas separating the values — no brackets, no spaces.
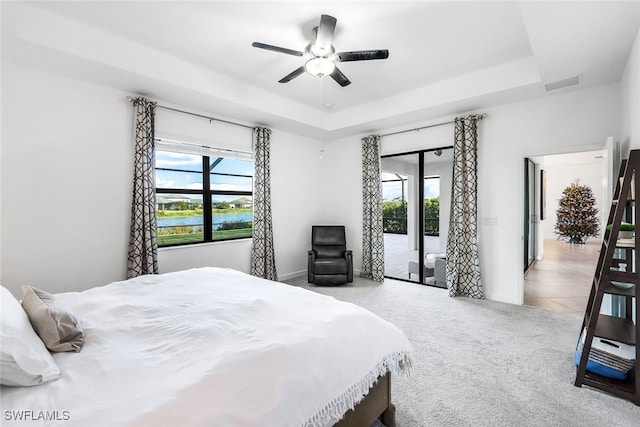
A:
334,372,395,427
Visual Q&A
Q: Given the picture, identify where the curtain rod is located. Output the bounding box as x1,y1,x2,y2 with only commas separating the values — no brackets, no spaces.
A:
126,96,254,130
379,113,487,138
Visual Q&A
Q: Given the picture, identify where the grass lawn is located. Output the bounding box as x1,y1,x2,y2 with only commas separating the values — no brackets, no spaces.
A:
158,229,252,246
158,208,251,218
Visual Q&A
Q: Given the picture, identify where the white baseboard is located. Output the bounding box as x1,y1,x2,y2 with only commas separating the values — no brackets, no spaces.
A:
278,268,363,281
278,270,306,281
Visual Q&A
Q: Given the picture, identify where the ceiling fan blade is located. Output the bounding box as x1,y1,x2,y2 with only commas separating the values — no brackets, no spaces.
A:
315,14,337,53
252,42,304,57
336,50,389,62
279,66,305,83
330,66,351,87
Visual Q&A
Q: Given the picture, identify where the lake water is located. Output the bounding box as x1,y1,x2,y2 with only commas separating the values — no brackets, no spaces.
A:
158,212,252,230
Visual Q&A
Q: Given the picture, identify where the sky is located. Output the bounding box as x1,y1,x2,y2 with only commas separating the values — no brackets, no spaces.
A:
382,174,440,201
155,151,253,195
157,151,440,202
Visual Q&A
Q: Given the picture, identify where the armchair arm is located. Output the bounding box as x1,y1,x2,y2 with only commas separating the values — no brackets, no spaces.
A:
345,250,353,283
308,250,316,283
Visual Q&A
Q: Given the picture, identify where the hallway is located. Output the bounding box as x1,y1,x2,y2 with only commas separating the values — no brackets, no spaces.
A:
524,239,600,313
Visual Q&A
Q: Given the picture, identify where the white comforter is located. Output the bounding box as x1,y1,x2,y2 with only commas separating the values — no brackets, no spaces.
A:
1,268,412,427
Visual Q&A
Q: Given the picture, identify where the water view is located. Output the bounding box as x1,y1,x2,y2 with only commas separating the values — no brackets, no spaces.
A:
157,210,253,245
157,212,252,230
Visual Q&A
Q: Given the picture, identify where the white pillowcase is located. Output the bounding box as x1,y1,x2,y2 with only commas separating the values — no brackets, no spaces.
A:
1,286,61,386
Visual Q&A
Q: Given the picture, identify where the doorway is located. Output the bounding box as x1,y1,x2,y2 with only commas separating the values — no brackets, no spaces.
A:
381,148,453,285
523,150,608,313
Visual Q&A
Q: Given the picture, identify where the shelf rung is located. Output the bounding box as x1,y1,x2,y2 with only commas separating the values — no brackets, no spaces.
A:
594,314,636,345
606,271,637,282
581,372,637,401
603,282,637,297
615,239,635,248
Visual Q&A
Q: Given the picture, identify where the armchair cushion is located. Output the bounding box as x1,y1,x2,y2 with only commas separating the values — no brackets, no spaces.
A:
314,258,349,275
314,246,345,259
312,226,346,246
425,252,446,269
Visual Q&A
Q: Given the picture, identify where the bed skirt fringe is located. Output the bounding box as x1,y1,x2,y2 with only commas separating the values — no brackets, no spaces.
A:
304,351,413,427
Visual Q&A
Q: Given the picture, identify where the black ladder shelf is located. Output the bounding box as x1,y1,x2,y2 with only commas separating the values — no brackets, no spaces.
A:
574,149,639,405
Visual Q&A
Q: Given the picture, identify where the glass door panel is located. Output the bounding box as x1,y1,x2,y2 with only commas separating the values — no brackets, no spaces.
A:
382,154,420,283
524,158,536,271
422,149,452,286
382,148,453,285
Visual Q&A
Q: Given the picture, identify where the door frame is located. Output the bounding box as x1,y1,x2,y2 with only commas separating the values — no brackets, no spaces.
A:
517,142,613,304
381,146,452,285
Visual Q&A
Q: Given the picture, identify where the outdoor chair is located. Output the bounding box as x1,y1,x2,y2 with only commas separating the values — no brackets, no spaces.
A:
408,252,446,287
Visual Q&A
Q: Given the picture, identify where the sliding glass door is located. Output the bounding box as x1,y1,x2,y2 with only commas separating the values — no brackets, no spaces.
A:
524,158,536,271
382,148,453,285
382,153,419,282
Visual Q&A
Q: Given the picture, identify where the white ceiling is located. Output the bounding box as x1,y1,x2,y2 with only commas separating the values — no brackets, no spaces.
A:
3,1,639,140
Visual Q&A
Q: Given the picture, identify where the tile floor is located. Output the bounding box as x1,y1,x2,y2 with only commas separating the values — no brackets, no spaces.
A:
384,234,599,313
383,233,443,282
523,239,600,313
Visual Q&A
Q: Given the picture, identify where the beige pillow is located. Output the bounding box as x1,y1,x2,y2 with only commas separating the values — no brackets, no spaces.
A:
21,286,84,352
1,286,61,386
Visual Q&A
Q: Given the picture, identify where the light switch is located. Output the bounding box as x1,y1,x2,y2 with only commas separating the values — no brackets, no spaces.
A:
483,216,498,226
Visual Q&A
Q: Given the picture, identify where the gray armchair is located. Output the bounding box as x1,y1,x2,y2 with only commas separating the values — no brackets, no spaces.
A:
308,226,353,286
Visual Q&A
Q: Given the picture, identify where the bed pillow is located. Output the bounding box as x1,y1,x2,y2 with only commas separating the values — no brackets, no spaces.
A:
21,286,84,353
0,286,61,386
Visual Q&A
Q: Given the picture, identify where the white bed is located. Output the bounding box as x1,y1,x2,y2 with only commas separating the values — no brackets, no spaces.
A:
1,267,412,426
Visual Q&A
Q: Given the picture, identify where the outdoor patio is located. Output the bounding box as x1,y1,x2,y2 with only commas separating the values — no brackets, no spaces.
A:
383,233,442,282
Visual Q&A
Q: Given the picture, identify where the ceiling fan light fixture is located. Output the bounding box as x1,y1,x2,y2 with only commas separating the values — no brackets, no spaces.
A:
304,57,335,77
252,13,388,86
307,42,334,57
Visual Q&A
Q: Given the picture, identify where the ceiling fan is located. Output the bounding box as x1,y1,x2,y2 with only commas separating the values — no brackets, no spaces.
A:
252,14,389,87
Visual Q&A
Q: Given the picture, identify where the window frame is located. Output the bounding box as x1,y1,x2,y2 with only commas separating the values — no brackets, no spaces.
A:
155,149,254,248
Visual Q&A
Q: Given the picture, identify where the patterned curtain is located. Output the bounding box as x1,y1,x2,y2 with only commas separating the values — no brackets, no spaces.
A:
361,135,385,281
446,115,483,298
127,97,158,279
250,126,278,281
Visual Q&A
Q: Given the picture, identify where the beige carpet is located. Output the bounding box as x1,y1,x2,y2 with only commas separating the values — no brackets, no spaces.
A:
284,276,640,427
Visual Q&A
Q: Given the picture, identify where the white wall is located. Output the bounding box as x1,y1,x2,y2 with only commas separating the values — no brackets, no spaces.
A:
153,107,326,279
1,63,323,297
621,27,640,154
1,59,625,307
153,103,255,275
319,124,454,278
0,2,3,285
2,64,133,297
267,129,325,279
479,83,620,303
158,127,323,280
539,159,604,241
318,83,620,304
315,137,364,272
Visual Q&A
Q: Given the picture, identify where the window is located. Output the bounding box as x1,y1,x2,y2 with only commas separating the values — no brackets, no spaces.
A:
155,144,253,247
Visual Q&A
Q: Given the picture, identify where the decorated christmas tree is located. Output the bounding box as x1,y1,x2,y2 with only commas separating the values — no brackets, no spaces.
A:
554,180,599,244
